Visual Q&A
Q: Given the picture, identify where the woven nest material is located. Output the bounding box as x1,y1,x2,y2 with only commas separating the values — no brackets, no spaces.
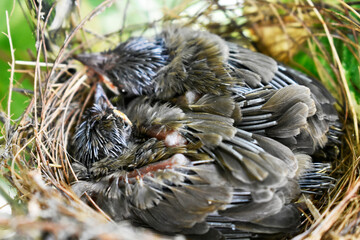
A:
0,0,359,239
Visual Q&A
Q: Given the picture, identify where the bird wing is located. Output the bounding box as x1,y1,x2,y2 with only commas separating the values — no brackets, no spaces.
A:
154,27,235,99
72,147,233,234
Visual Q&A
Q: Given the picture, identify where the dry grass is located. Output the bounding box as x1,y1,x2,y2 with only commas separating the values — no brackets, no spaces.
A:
0,0,359,239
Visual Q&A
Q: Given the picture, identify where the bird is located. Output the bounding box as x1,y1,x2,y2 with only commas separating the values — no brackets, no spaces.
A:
72,84,133,169
75,27,264,99
71,27,341,239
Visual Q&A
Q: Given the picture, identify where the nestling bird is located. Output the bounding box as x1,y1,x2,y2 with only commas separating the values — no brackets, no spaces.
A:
72,27,340,239
76,27,261,98
72,84,132,169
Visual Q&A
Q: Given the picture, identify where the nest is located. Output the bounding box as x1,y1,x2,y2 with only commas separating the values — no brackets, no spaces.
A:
0,0,359,239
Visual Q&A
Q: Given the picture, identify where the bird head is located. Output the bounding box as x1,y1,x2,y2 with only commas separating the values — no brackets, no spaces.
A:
72,84,132,169
75,37,168,96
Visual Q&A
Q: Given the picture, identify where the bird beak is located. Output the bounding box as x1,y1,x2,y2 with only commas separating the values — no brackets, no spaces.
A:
75,53,104,69
95,83,132,126
75,54,120,95
113,109,133,127
94,83,111,106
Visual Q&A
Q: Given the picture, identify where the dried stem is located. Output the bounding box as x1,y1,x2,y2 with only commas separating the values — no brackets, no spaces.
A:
4,11,15,140
307,0,359,144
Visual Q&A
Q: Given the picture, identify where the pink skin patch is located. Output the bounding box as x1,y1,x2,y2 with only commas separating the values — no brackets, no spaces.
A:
176,91,201,106
123,154,189,182
185,91,201,104
146,127,187,147
164,131,187,147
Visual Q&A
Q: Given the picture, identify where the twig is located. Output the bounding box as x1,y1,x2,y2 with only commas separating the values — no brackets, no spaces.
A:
4,11,15,140
84,192,113,222
10,0,15,16
294,178,360,240
119,0,130,41
269,3,294,61
32,0,43,169
15,60,76,68
49,164,63,168
340,0,360,20
12,88,34,96
40,0,57,74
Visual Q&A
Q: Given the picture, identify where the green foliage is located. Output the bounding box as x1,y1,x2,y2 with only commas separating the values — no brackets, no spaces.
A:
338,36,360,104
292,31,360,111
0,2,34,122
